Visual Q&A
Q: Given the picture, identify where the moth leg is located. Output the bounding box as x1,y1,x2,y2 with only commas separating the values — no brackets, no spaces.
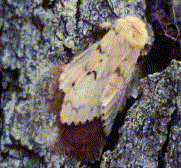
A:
101,73,126,108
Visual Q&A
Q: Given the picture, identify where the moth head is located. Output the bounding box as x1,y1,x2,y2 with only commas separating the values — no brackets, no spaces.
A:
114,15,148,47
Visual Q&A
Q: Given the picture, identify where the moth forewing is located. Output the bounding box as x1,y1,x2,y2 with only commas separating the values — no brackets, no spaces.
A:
100,16,148,134
59,42,108,125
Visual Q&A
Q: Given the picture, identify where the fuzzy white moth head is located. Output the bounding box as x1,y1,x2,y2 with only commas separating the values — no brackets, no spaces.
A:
114,16,148,47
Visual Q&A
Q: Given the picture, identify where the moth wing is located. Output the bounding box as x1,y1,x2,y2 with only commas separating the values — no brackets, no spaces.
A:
59,43,109,125
59,44,96,90
100,71,128,134
101,72,125,107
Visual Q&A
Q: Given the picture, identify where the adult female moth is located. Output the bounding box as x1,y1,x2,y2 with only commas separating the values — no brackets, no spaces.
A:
49,15,148,163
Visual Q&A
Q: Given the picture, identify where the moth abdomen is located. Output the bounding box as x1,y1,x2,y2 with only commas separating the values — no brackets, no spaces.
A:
54,117,106,164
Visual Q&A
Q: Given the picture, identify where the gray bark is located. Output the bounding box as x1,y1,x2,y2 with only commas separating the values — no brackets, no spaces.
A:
0,0,180,168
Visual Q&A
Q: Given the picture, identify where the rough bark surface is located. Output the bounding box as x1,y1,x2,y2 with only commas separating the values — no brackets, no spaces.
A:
101,60,181,168
0,0,180,168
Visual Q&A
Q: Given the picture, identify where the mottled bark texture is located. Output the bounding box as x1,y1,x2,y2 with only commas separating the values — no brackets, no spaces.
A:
0,0,180,168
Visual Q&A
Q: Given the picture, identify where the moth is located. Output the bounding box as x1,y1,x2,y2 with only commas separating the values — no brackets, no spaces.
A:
49,15,148,164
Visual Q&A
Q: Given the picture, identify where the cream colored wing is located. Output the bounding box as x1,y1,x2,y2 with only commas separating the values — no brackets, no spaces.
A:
100,56,138,115
59,43,109,125
99,15,148,134
100,59,139,135
100,71,127,135
59,15,148,128
101,72,125,109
